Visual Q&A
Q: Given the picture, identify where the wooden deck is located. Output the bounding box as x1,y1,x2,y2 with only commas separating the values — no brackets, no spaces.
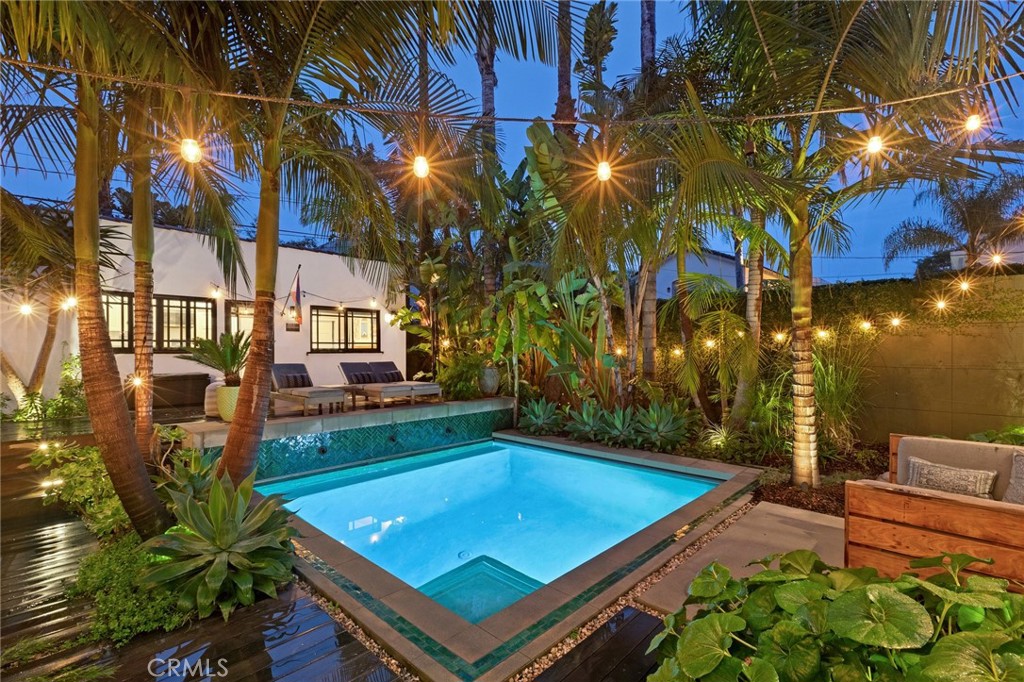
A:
533,607,662,682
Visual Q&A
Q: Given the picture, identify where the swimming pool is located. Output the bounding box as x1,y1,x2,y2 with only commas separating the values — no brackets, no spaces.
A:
258,439,719,623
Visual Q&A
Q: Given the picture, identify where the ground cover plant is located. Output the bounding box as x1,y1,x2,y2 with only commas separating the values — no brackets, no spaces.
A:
648,550,1024,682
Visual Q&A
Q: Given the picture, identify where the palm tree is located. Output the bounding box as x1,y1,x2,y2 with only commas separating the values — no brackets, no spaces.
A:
699,1,1024,487
883,175,1024,269
639,0,658,382
553,1,575,136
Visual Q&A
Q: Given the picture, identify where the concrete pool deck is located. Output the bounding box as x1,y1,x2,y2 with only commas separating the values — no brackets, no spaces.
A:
283,434,760,682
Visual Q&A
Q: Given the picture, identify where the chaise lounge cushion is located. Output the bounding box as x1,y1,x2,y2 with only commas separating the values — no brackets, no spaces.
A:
906,455,997,499
897,436,1017,501
1003,451,1024,505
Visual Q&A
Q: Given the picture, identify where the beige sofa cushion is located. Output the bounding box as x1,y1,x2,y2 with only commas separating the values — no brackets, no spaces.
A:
906,456,997,498
1004,451,1024,505
897,436,1017,501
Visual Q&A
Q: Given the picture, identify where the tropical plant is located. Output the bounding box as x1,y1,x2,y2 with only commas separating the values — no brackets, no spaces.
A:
598,405,641,448
9,355,88,422
519,398,563,436
153,448,219,506
813,334,875,453
177,332,250,387
967,425,1024,446
647,550,1024,682
635,402,694,452
140,472,298,621
883,175,1024,269
436,351,485,401
29,442,130,537
565,400,606,442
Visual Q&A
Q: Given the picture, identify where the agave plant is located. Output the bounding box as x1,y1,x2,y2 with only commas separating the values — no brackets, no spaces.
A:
139,472,297,620
152,448,219,506
565,401,607,443
635,402,694,452
519,398,563,436
598,406,640,448
177,332,250,387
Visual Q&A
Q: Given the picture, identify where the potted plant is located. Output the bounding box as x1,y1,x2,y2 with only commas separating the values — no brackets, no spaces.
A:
479,361,500,397
178,331,250,422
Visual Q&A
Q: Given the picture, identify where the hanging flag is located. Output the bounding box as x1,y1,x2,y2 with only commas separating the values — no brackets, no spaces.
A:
293,270,303,325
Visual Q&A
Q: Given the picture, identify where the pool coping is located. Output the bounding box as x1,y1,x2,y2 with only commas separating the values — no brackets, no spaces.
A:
286,433,760,682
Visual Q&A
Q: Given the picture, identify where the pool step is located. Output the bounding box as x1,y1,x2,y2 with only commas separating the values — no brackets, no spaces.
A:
419,555,543,623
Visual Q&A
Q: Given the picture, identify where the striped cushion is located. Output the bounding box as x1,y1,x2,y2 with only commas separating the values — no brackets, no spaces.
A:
279,373,312,389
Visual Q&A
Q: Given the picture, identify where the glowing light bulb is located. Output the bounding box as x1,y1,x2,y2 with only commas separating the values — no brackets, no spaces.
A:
890,316,902,327
965,114,982,132
131,376,144,387
61,296,77,310
934,299,947,311
614,346,624,356
672,347,683,357
440,338,452,349
991,253,1003,265
369,297,377,308
816,329,829,339
704,339,717,349
859,320,872,331
211,287,221,299
773,332,787,343
18,303,33,316
412,155,429,178
180,138,203,164
38,442,49,451
596,161,612,182
866,135,883,154
736,330,745,338
958,279,971,292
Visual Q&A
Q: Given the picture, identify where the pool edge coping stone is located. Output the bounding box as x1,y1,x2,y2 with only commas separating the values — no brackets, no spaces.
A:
286,436,761,682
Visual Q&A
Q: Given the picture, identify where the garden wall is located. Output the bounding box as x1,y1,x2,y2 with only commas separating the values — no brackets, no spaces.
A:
858,321,1024,441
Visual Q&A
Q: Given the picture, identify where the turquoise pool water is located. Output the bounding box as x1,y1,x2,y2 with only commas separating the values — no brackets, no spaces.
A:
258,440,718,623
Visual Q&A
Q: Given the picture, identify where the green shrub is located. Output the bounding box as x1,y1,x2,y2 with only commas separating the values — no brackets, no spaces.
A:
140,473,297,620
29,443,130,537
11,356,88,422
968,425,1024,446
436,352,484,401
598,405,641,448
66,534,189,646
565,401,606,442
636,402,696,452
519,398,563,435
153,447,218,505
648,550,1024,682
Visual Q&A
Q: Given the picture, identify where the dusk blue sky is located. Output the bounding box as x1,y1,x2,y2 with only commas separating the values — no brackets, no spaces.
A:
3,1,1022,283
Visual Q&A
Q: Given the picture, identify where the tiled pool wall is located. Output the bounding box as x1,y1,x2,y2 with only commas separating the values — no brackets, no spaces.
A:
203,403,513,481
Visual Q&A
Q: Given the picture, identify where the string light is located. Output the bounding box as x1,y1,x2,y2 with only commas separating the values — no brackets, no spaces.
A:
18,303,33,316
859,320,873,331
889,316,903,327
413,155,430,178
369,297,377,308
965,113,982,132
615,346,625,356
61,296,77,310
990,253,1003,265
934,299,948,311
866,135,884,154
773,331,787,343
180,138,203,164
440,338,452,349
211,286,222,299
955,278,972,292
672,347,683,357
816,328,830,339
596,161,612,182
704,339,717,349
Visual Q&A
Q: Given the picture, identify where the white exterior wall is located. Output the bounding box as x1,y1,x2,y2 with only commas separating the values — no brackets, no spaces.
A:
1,220,405,400
654,251,744,299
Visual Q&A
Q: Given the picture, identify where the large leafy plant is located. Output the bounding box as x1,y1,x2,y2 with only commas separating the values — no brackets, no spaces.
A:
598,405,641,448
565,401,606,442
177,331,250,386
30,442,130,536
648,550,1024,682
139,472,297,620
636,402,695,452
519,398,563,436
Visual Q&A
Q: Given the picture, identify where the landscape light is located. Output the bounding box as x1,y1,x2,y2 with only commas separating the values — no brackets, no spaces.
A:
38,442,49,451
672,347,683,357
18,303,33,316
965,114,982,132
413,155,430,178
614,346,624,356
990,253,1003,265
596,161,612,182
957,278,971,292
131,376,144,387
41,478,64,489
180,138,203,164
890,316,903,327
816,328,830,339
440,338,452,349
773,331,787,343
859,320,873,331
866,135,884,154
61,296,77,310
934,299,948,311
704,338,717,349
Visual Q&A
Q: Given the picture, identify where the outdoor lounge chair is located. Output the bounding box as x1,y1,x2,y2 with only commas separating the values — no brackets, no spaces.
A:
270,363,348,416
338,361,442,408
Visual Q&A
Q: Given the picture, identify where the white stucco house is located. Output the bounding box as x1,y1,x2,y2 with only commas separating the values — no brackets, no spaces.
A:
653,248,784,300
1,219,405,402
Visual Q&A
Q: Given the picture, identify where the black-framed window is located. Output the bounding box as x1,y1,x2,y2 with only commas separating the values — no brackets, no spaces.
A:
225,299,254,337
310,306,380,353
154,295,216,352
102,291,133,352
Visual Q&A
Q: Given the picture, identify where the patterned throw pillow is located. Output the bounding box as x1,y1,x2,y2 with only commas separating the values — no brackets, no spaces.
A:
1003,451,1024,505
906,455,997,499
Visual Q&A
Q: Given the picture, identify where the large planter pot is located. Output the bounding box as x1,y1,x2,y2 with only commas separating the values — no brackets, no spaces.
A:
204,380,225,418
216,385,241,422
479,367,500,397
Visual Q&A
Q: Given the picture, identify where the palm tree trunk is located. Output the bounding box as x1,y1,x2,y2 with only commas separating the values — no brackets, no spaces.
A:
639,0,657,382
790,196,819,488
476,0,499,298
128,94,156,462
1,352,27,403
74,76,170,538
675,246,718,422
27,290,63,393
220,139,280,483
729,215,764,429
553,1,575,136
592,275,624,405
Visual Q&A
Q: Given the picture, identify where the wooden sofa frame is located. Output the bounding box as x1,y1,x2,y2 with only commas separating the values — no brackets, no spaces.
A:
844,434,1024,589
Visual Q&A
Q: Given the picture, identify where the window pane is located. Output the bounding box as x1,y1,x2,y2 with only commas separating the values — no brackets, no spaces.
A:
101,292,132,351
229,302,254,336
346,309,379,351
